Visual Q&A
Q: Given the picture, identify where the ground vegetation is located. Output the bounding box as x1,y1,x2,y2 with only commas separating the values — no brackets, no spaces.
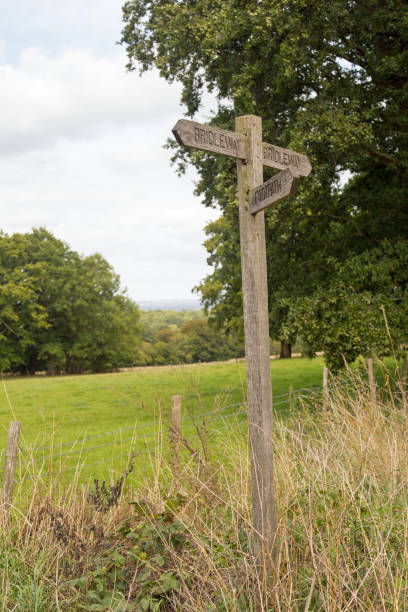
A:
1,364,407,609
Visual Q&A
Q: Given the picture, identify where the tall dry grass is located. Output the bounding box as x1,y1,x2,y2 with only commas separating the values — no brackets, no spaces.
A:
1,366,408,610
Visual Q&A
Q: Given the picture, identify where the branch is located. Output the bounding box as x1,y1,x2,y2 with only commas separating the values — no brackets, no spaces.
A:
296,214,365,238
359,142,402,170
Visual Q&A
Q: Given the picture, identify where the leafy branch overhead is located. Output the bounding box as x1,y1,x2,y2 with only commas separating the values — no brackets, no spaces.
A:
121,0,408,368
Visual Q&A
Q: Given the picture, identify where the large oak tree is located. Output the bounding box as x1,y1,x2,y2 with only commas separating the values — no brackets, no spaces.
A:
121,0,408,369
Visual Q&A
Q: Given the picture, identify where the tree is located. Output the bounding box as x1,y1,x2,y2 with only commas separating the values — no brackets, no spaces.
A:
0,228,141,374
136,314,244,365
121,0,408,367
178,318,243,363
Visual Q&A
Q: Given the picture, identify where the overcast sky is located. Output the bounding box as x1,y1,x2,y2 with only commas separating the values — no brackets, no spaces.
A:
0,0,219,302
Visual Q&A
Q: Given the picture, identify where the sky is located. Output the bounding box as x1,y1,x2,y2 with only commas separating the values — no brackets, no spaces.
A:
0,0,219,302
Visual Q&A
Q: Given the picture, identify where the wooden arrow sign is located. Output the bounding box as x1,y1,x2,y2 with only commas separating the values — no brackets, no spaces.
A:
263,142,311,176
172,119,247,160
250,168,300,214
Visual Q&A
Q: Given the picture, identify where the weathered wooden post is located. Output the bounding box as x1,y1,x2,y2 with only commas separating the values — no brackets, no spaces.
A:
171,395,182,434
170,395,182,469
401,353,407,410
2,421,21,521
322,366,329,410
289,384,294,408
235,115,276,565
172,115,311,576
367,357,376,408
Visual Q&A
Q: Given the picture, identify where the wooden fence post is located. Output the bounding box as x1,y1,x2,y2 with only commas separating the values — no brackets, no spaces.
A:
322,366,329,410
170,395,182,468
401,353,407,410
2,421,21,520
367,358,376,408
289,384,294,409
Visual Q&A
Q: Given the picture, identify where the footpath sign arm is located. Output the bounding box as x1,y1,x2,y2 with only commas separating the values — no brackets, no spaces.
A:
250,168,300,215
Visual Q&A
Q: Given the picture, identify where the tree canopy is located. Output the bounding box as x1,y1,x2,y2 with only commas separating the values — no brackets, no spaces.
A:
137,310,244,365
0,228,141,374
121,0,408,369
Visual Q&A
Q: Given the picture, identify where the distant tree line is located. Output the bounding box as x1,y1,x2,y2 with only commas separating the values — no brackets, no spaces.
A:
136,310,244,366
0,228,141,374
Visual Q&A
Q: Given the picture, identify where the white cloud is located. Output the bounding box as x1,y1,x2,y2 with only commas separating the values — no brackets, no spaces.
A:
0,47,182,155
2,0,125,61
7,0,123,32
0,47,218,300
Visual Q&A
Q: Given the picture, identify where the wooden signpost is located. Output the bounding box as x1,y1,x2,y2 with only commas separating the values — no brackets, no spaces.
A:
172,115,311,569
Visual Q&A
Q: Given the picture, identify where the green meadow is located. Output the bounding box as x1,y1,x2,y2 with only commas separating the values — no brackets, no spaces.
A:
0,355,399,489
0,356,325,486
0,356,405,610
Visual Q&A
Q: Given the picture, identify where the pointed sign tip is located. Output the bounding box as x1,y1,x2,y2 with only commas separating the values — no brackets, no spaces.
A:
171,121,184,146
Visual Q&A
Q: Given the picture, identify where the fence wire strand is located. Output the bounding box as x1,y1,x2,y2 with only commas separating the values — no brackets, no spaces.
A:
5,384,326,479
19,387,322,456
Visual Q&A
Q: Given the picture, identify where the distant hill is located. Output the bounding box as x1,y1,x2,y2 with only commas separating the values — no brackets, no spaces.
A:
137,299,201,311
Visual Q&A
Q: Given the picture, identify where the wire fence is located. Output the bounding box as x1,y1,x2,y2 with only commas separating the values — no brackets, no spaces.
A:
2,369,405,486
0,384,327,483
18,386,321,453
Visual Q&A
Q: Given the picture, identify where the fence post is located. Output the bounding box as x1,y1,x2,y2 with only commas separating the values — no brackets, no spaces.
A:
170,396,182,469
322,366,329,410
2,421,21,520
289,384,294,409
401,353,407,410
367,357,376,408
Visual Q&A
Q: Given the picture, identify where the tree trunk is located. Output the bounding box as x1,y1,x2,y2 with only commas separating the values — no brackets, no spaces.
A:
280,341,292,359
27,352,38,376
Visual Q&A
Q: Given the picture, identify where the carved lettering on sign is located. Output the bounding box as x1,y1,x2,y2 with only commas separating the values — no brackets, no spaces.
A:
262,143,312,176
193,126,238,152
173,119,247,160
264,145,301,168
250,168,299,214
253,169,288,205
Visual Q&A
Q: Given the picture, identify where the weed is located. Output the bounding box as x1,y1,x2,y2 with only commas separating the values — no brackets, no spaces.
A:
70,495,191,610
88,453,135,513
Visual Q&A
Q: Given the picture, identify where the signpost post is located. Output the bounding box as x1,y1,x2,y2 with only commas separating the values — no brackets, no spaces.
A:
172,115,311,573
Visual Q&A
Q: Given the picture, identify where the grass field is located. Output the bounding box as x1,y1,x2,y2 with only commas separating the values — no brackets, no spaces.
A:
0,355,400,491
0,358,406,610
0,356,327,488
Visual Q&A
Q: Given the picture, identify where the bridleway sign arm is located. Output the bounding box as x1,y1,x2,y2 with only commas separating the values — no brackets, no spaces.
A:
262,142,311,176
172,119,247,160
